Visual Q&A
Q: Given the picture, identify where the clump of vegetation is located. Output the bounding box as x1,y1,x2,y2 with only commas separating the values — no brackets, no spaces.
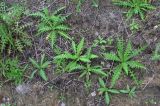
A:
0,58,25,84
113,0,155,20
0,2,32,53
120,85,136,98
80,63,107,81
129,19,140,33
98,78,120,105
54,38,98,72
104,39,146,87
29,54,50,81
30,7,71,48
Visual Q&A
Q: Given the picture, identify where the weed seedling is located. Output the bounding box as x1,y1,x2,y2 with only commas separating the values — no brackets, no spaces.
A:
129,19,140,33
29,54,50,81
113,0,155,20
104,39,146,87
98,78,119,105
120,85,136,98
54,38,98,72
80,63,107,81
30,7,71,48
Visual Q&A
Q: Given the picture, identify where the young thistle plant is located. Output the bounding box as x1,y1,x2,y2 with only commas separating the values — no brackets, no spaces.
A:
113,0,155,20
30,7,71,48
104,39,146,87
54,38,98,72
29,54,50,81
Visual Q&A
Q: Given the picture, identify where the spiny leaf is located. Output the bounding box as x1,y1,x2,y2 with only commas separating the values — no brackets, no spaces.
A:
77,37,84,55
104,53,120,62
124,40,132,61
92,68,108,77
127,61,146,69
111,65,122,88
122,63,129,75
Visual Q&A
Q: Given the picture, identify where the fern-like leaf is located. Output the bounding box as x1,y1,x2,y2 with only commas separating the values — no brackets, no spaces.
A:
111,64,122,88
104,53,120,62
127,61,146,69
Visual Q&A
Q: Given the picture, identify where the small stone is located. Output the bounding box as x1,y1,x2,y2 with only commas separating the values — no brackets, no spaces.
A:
91,91,96,97
154,25,158,30
16,84,30,94
60,102,65,106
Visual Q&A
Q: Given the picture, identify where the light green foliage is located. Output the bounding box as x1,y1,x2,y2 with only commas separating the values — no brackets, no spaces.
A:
113,0,155,20
98,78,120,105
129,19,140,33
120,85,136,98
80,63,107,81
76,0,85,12
29,54,50,81
0,2,32,53
54,38,98,72
81,63,107,90
104,39,146,87
152,43,160,61
93,36,113,50
30,7,71,48
93,36,107,47
0,58,24,84
92,0,99,8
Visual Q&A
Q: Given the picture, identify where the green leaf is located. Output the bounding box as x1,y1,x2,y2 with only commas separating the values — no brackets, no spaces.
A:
77,38,84,55
90,54,98,59
117,38,124,60
40,54,45,65
54,52,75,60
124,41,132,61
122,63,129,75
111,65,122,88
66,61,82,72
49,31,57,48
98,88,107,93
29,58,40,69
119,90,129,94
58,31,71,40
127,61,146,69
92,68,108,77
105,92,110,105
54,25,70,30
104,53,120,62
53,6,66,15
41,61,50,69
72,40,77,54
79,56,90,62
39,69,48,81
79,71,87,78
30,70,37,80
108,89,120,94
99,78,106,88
